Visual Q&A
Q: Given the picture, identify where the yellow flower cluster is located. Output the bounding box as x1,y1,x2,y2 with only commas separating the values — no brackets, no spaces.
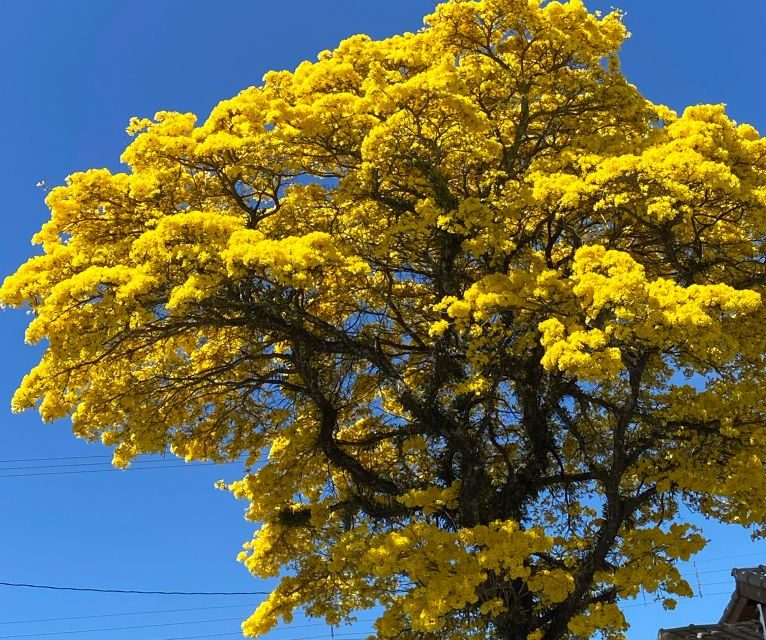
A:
4,1,766,639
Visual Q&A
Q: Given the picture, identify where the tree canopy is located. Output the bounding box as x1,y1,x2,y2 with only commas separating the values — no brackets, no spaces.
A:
4,0,766,638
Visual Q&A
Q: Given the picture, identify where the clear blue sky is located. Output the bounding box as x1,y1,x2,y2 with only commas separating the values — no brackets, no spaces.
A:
0,2,764,639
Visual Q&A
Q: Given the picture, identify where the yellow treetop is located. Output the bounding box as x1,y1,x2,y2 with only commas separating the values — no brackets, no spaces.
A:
5,1,766,639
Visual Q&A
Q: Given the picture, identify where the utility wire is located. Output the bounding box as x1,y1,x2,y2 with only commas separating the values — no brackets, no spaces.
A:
678,550,766,565
623,589,733,608
0,616,247,639
17,633,375,640
0,574,742,599
0,614,375,639
141,634,245,640
0,454,265,478
0,603,257,626
0,454,177,464
683,567,744,577
0,601,376,630
0,581,269,596
153,634,369,640
0,463,245,479
0,454,263,466
0,455,130,463
0,460,242,472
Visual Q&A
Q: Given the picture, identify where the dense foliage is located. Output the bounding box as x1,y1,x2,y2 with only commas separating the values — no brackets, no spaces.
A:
5,1,766,638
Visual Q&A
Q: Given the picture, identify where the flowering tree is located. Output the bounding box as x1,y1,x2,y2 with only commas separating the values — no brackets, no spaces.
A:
5,1,766,638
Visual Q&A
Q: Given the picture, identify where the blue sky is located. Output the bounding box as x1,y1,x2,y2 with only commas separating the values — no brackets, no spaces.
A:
0,1,765,639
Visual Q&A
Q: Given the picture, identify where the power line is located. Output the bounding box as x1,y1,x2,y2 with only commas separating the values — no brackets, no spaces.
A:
0,455,122,464
141,634,244,640
149,634,243,640
0,463,245,479
623,590,733,608
154,634,368,640
0,605,375,628
0,616,247,639
0,603,256,626
0,453,265,478
0,454,168,464
0,576,738,633
678,550,766,565
0,613,375,639
0,574,742,601
0,454,261,467
0,618,368,640
0,460,239,472
0,581,269,596
685,567,743,577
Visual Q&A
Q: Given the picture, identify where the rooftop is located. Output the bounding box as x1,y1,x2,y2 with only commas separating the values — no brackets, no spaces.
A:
658,567,766,640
